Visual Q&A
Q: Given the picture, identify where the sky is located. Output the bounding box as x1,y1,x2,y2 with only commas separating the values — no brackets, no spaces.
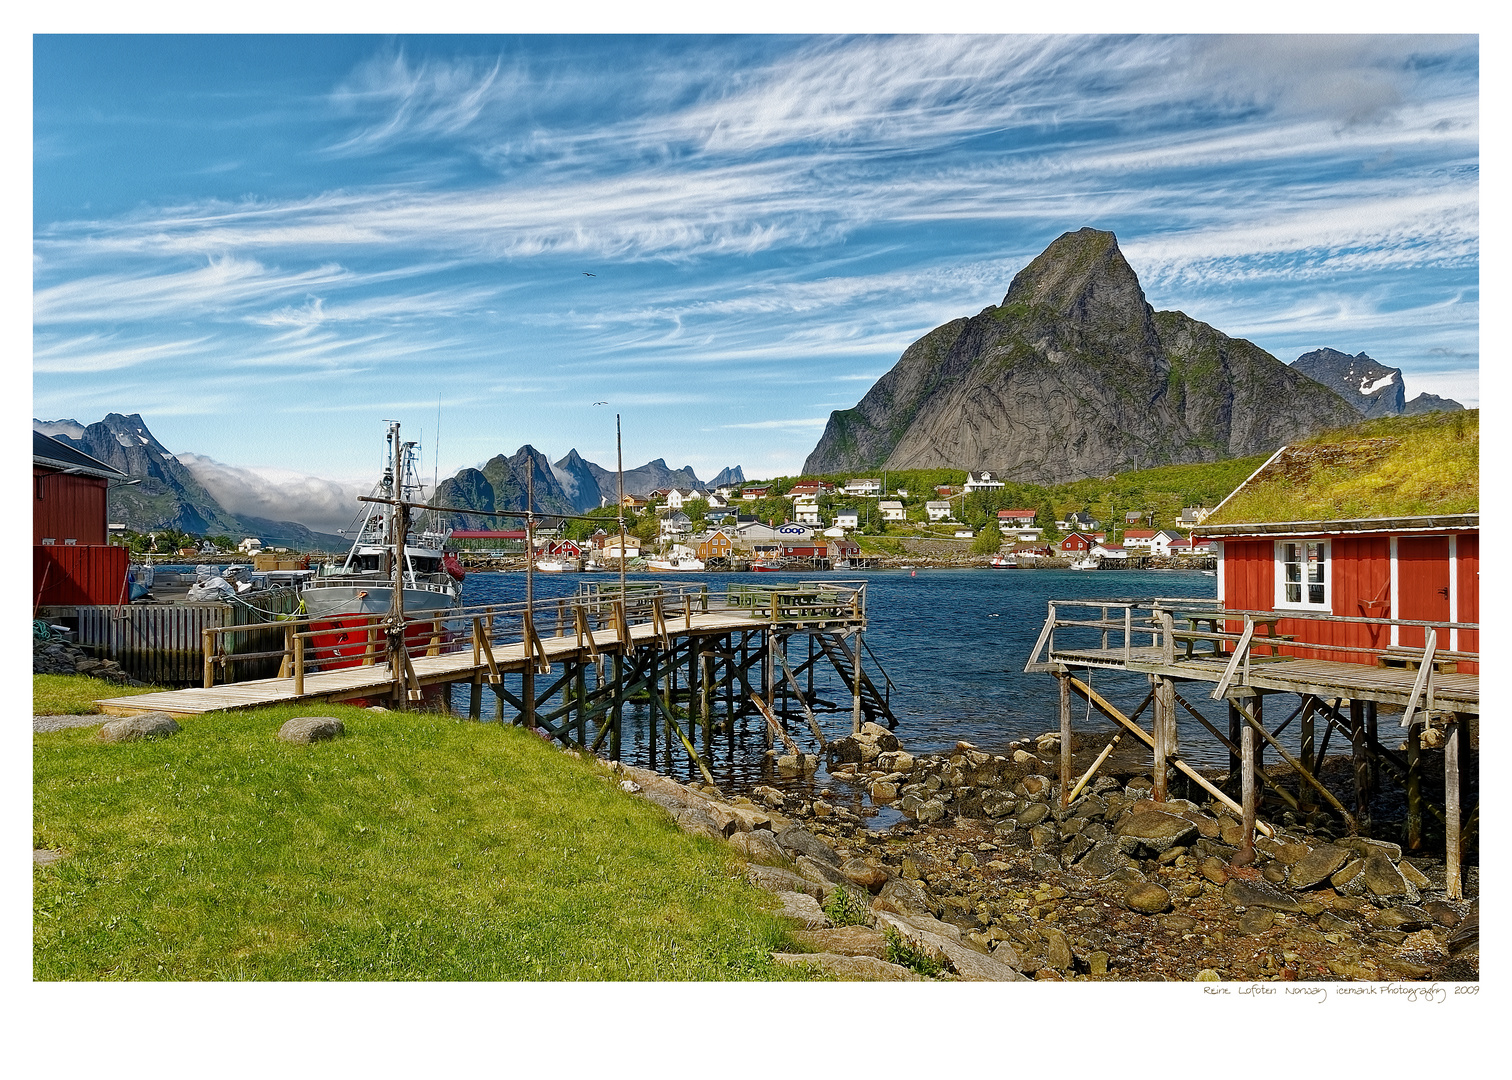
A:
32,33,1480,521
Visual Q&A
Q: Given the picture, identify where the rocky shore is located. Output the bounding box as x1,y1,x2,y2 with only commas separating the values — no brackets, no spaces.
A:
33,632,143,685
612,723,1478,982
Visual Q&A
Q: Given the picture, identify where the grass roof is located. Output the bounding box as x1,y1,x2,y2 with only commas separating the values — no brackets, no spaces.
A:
1203,410,1478,526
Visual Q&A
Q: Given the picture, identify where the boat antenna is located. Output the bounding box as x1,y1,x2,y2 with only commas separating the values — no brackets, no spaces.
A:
525,466,535,611
433,394,441,498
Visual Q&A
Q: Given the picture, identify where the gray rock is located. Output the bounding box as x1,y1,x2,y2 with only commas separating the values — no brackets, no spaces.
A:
1076,839,1136,879
1115,810,1199,854
1288,843,1349,889
840,858,890,891
790,925,889,959
1028,824,1057,851
747,863,826,901
870,781,898,802
1017,802,1050,826
1041,926,1073,970
1124,882,1173,914
797,854,849,889
1222,877,1302,913
1399,860,1432,889
277,715,344,744
776,825,839,865
875,912,1027,981
729,829,787,865
1238,908,1276,934
981,792,1017,818
673,808,724,839
1338,836,1403,862
1363,852,1409,898
871,876,937,918
773,890,830,929
770,952,921,981
97,712,180,743
915,799,946,824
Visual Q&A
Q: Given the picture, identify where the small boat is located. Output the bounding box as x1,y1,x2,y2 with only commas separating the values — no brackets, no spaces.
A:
646,557,705,571
535,558,571,573
1200,569,1216,577
989,554,1017,569
1068,556,1099,571
752,560,782,572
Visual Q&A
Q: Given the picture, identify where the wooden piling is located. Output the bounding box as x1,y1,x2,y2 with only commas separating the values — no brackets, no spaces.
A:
1405,721,1422,851
1236,718,1257,866
1227,700,1241,794
1058,670,1072,808
469,673,482,720
852,630,863,735
1298,695,1317,811
1349,698,1369,828
1445,716,1462,900
1152,675,1174,802
700,650,713,756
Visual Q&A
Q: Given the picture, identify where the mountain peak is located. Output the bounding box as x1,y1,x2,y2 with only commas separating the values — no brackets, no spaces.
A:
1002,228,1146,324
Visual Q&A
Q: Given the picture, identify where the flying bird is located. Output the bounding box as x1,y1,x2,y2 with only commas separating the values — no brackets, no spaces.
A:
593,401,608,406
582,272,596,277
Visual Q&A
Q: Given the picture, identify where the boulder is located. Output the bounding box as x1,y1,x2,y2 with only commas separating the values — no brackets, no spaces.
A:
797,854,849,889
871,876,937,918
773,891,830,929
915,799,946,824
729,830,787,865
1223,877,1302,913
1116,810,1199,855
841,858,890,891
1399,860,1432,889
1041,926,1073,970
875,912,1027,981
97,713,181,743
673,808,724,839
1124,882,1173,914
1363,853,1409,899
1238,908,1276,935
771,952,921,981
1288,843,1349,889
1338,836,1403,861
790,925,889,959
276,715,344,744
776,825,840,865
1198,856,1230,886
1017,802,1050,826
747,863,826,901
1076,840,1136,879
877,750,915,772
870,781,898,802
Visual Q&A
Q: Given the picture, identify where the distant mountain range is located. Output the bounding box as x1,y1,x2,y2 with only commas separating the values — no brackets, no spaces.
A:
1289,348,1463,418
804,228,1366,482
33,413,350,551
34,413,747,545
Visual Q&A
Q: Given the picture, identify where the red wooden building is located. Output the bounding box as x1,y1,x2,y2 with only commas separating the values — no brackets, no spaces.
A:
33,431,132,607
1059,531,1096,553
1196,427,1478,673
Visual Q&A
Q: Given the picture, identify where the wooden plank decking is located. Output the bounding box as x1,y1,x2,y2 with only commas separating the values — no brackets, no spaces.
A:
1047,646,1479,712
94,610,767,718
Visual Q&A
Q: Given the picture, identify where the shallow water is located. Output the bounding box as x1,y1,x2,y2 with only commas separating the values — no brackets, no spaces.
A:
450,567,1239,798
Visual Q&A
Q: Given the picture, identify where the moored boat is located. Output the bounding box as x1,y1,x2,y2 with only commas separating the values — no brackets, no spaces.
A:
646,556,705,571
989,554,1017,569
300,422,464,670
1068,555,1099,571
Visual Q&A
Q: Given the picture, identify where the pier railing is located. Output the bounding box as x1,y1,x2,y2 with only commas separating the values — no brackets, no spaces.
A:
1024,596,1478,699
198,580,870,690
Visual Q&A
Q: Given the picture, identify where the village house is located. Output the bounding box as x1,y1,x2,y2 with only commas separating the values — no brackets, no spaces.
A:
1057,510,1099,532
954,528,975,539
793,494,822,525
694,529,734,562
964,470,1005,494
658,510,692,539
1179,506,1211,527
842,478,882,497
741,486,770,501
1121,528,1157,550
878,500,906,522
925,500,953,521
1148,529,1184,557
1091,541,1128,561
1059,532,1098,553
1196,416,1477,666
664,488,710,511
33,431,132,606
996,508,1040,539
834,508,860,530
787,480,834,498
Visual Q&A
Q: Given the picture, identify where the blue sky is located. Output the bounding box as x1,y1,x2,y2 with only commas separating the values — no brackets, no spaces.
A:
33,33,1479,506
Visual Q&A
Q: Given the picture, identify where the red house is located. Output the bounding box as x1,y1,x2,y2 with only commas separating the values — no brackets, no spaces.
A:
1059,532,1096,553
33,431,133,607
1197,418,1478,672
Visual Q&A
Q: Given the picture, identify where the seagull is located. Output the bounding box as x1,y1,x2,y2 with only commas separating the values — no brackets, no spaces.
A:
582,272,596,277
593,401,608,406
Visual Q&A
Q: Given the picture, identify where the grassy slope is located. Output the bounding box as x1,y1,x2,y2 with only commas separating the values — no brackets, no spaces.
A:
34,702,799,981
34,675,166,714
1205,410,1479,525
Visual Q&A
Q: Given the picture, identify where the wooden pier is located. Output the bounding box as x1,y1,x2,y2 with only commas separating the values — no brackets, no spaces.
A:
94,581,896,781
1026,596,1478,898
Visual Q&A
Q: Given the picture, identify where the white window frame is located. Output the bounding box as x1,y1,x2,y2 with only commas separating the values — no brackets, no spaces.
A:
1274,539,1331,611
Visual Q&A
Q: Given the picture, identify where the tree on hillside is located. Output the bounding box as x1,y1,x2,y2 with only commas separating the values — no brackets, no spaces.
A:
971,528,1003,555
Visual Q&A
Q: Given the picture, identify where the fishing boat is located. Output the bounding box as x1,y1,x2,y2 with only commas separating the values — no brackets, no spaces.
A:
989,554,1017,569
1068,555,1099,571
646,556,705,571
301,422,464,669
534,558,571,573
751,559,783,572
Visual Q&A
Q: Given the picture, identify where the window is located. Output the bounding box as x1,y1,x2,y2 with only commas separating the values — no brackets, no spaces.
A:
1277,540,1330,609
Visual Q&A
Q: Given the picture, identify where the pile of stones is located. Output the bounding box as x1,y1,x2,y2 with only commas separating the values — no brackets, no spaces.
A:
33,633,140,685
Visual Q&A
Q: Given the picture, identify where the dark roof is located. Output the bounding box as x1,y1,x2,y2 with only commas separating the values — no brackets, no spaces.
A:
32,431,128,480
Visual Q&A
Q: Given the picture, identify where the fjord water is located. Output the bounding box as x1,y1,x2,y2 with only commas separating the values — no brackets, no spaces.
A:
454,568,1221,788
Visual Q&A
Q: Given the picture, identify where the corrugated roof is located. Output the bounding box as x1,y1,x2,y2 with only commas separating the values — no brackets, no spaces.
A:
32,431,128,480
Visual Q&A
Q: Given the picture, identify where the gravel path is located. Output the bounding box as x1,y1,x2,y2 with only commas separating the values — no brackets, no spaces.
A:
34,714,104,733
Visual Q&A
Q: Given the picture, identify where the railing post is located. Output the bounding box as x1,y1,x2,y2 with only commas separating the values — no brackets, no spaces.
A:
294,630,305,696
1124,605,1132,664
203,628,215,688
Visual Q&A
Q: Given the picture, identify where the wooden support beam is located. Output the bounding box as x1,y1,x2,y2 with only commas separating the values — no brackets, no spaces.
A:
1068,732,1121,803
1405,722,1422,851
1172,690,1301,815
1229,695,1354,831
750,693,804,758
1445,716,1462,900
777,651,826,749
1058,671,1072,809
1236,721,1257,866
1152,675,1175,802
1064,675,1271,835
1350,698,1370,829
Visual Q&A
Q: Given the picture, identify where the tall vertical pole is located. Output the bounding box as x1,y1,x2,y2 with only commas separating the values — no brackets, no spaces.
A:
1405,721,1422,851
387,422,410,707
616,413,627,604
1226,700,1241,796
852,631,863,735
610,653,623,761
1151,675,1169,803
1444,715,1462,900
1349,698,1369,829
1236,715,1257,866
522,468,537,729
1057,669,1071,809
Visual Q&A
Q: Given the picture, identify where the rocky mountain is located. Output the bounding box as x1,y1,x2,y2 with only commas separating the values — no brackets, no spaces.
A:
583,457,704,501
433,446,578,528
551,449,605,513
1290,348,1463,418
34,413,349,550
710,465,746,488
803,228,1362,483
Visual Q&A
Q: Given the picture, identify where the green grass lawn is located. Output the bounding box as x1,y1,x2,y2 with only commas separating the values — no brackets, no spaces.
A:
34,699,801,980
33,674,167,715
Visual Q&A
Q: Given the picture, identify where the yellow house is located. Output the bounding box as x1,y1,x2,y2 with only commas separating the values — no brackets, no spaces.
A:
696,529,734,561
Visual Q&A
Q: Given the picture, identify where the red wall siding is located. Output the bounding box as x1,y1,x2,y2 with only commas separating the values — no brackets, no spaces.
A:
1456,533,1478,670
33,468,109,546
34,545,129,607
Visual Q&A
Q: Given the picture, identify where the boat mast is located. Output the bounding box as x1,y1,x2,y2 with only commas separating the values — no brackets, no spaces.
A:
388,421,407,628
617,413,626,602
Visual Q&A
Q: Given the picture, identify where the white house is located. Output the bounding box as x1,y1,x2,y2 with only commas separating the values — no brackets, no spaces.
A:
1149,529,1184,557
879,500,906,522
1178,506,1211,527
1092,542,1129,560
238,537,263,554
964,471,1006,493
925,501,953,521
843,478,882,497
834,508,860,530
1122,528,1157,550
954,529,975,539
793,494,821,525
665,488,710,511
658,511,692,538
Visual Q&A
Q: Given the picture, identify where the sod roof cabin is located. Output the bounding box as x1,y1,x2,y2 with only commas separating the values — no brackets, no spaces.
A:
1196,411,1478,670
